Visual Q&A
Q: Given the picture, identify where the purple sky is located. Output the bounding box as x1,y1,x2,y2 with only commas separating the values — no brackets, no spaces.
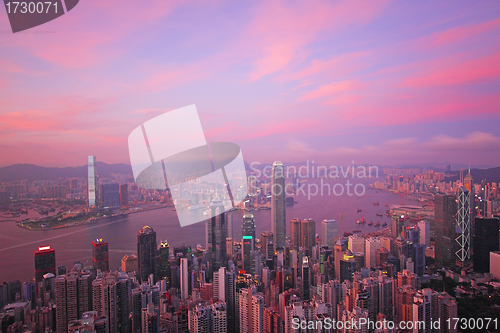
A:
1,0,499,167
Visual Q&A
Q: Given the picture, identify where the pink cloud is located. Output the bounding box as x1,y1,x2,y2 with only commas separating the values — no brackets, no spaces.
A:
277,51,372,85
418,17,500,48
244,0,389,81
299,80,365,101
4,0,183,68
404,51,500,87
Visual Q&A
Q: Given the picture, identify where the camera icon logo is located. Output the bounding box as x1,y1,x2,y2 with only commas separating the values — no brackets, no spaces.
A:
128,105,248,227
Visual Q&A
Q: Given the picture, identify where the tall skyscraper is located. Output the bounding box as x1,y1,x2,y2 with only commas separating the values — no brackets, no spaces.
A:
412,289,439,332
137,226,157,283
464,169,476,219
213,267,236,332
35,246,56,284
289,218,315,255
242,213,256,272
88,156,98,209
366,237,383,268
99,183,120,209
321,219,337,247
92,274,122,333
412,243,426,276
180,258,189,300
207,198,227,276
55,271,93,333
434,194,458,269
131,283,160,333
289,218,301,250
55,273,75,333
158,240,170,281
271,161,286,249
302,257,310,301
119,183,128,207
301,218,315,256
391,215,405,238
417,220,430,247
455,186,471,264
92,239,109,272
473,217,500,273
261,231,274,268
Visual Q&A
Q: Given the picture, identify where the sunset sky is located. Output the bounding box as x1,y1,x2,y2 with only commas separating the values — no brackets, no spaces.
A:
1,0,500,167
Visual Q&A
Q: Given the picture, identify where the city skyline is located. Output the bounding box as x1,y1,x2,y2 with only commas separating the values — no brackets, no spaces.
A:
1,1,500,332
1,1,500,167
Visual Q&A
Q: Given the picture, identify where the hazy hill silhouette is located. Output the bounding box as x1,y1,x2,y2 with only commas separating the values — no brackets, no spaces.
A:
445,166,500,184
0,162,133,182
0,160,254,182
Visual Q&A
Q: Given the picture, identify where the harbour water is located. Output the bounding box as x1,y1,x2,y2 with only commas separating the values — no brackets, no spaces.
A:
0,177,418,282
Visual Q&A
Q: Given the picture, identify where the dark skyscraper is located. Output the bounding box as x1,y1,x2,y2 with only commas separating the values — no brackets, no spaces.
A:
302,257,310,301
207,198,227,276
92,239,109,272
137,226,158,283
271,161,286,249
158,240,170,281
290,218,301,250
35,246,56,284
473,217,500,273
99,183,120,209
434,194,458,269
119,183,128,207
242,213,256,272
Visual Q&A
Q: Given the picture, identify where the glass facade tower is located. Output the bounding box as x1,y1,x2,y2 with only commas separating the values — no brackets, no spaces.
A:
88,156,98,209
271,161,286,249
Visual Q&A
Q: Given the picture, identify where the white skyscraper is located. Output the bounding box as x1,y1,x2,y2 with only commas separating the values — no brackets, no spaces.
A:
365,237,383,268
348,235,365,253
214,267,226,302
417,220,430,247
321,219,337,247
271,161,286,249
180,258,189,300
88,156,98,209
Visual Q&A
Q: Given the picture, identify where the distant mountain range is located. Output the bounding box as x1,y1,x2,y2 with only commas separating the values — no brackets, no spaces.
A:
0,161,254,182
0,163,133,182
391,162,495,171
1,162,498,183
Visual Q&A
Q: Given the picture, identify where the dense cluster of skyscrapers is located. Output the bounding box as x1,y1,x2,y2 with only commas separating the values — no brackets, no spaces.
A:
0,161,499,333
